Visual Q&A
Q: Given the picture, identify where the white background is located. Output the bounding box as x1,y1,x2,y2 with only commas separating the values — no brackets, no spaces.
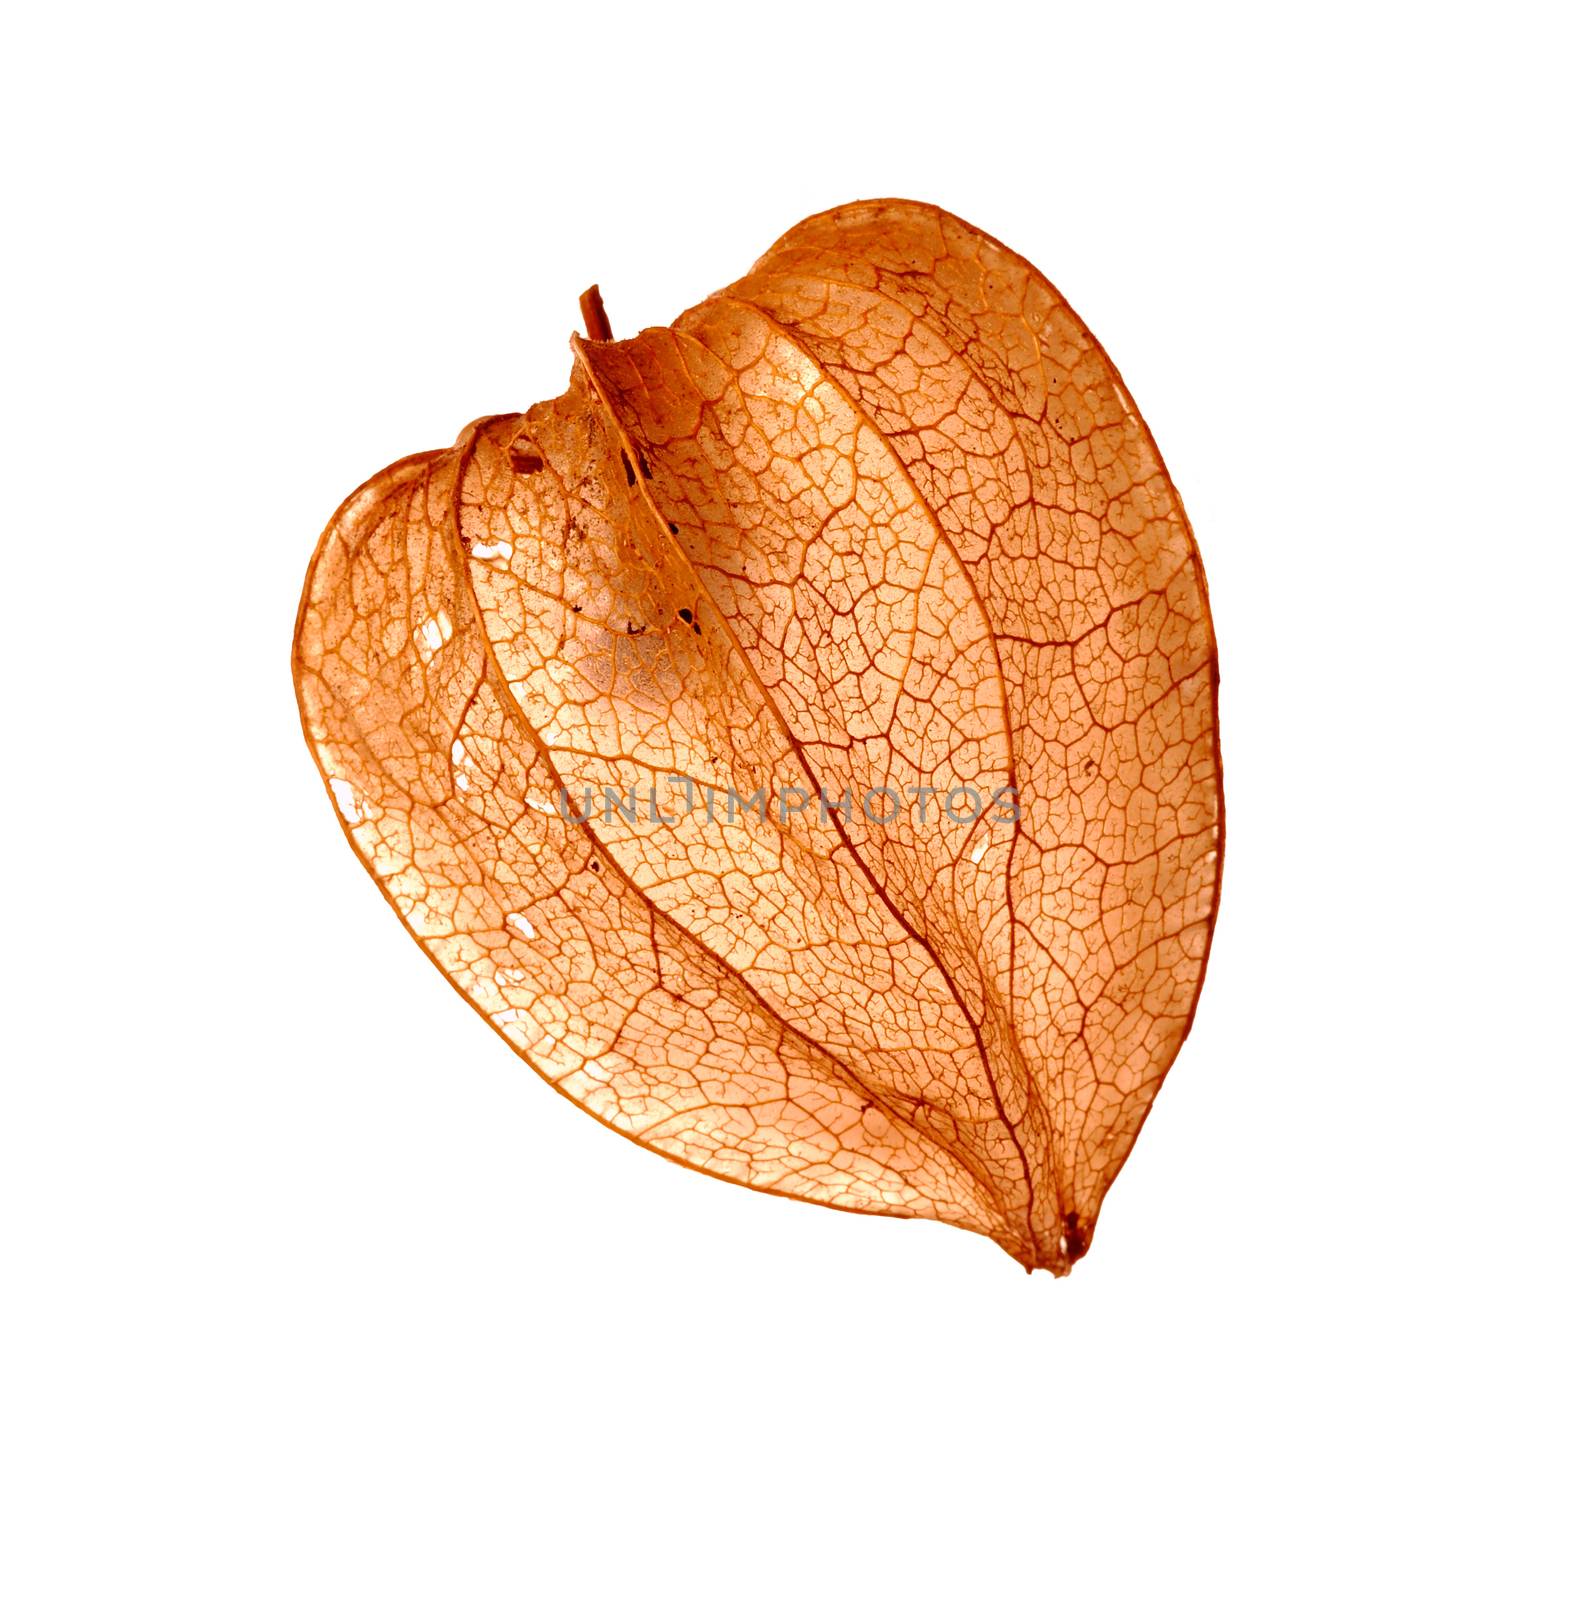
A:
5,4,1569,1595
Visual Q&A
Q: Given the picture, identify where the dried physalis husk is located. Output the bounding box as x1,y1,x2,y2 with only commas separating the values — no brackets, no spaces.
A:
293,200,1222,1272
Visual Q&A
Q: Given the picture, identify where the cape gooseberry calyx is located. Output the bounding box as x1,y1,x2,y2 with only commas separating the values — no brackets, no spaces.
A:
293,199,1222,1274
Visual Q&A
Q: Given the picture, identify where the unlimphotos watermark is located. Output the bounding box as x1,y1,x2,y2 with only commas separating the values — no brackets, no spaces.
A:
554,776,1020,829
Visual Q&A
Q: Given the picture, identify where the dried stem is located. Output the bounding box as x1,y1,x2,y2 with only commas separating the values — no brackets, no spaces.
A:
579,284,613,342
